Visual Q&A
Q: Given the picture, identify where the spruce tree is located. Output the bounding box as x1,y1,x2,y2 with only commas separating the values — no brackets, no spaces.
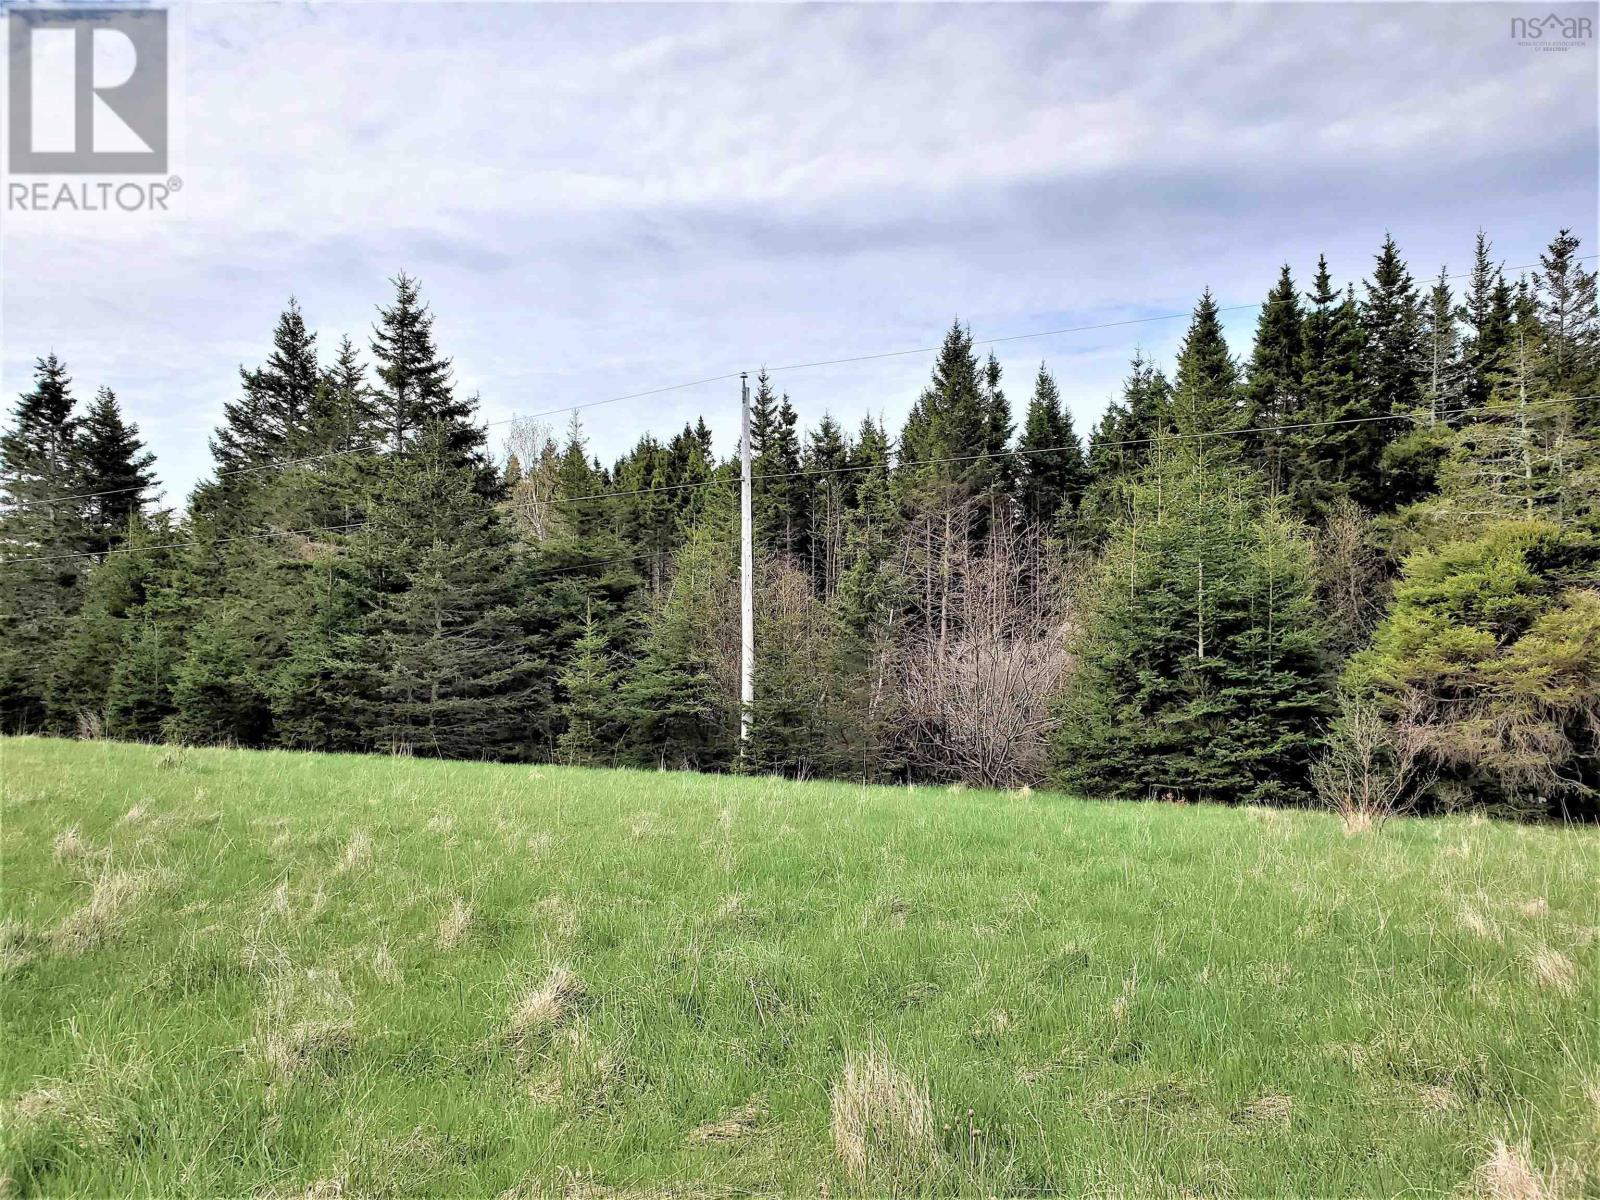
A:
1017,363,1086,525
1242,266,1305,495
1533,229,1600,423
209,299,320,473
1170,290,1241,444
45,515,173,730
352,423,537,759
898,321,994,493
556,606,619,766
1459,231,1513,417
1420,268,1465,423
310,335,379,455
74,388,158,557
370,274,496,494
803,414,851,593
1052,447,1331,805
0,354,87,730
1356,238,1427,515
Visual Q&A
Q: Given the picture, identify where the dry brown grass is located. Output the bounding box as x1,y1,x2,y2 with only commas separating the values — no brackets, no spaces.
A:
2,1045,152,1155
336,829,373,875
509,966,586,1046
1,917,39,979
51,826,94,864
1233,1092,1293,1130
686,1095,766,1144
50,868,153,956
437,898,474,950
1470,1139,1562,1200
829,1048,940,1190
251,968,358,1083
1526,947,1578,996
371,944,402,987
1459,905,1501,943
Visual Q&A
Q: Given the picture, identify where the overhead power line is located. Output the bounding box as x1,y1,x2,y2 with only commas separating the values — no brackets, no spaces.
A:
5,394,1590,567
8,251,1590,515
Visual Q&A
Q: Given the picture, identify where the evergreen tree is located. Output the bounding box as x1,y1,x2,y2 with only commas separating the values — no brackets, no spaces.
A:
310,335,379,455
1459,231,1513,417
1075,353,1170,546
166,606,274,746
803,413,851,593
1420,268,1465,423
1053,447,1331,804
208,299,320,475
269,545,370,753
1017,363,1086,524
1354,237,1427,516
1170,290,1241,444
1533,229,1600,424
1242,266,1305,495
979,351,1015,494
618,493,738,770
556,605,620,765
105,619,180,741
73,388,158,557
370,274,495,494
0,354,87,730
45,515,174,730
750,379,803,557
898,321,999,494
352,423,537,759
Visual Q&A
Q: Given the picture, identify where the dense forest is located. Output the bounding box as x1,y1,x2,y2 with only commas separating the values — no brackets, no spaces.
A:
3,231,1597,819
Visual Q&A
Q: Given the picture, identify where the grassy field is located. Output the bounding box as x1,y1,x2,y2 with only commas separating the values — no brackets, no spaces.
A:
1,737,1596,1198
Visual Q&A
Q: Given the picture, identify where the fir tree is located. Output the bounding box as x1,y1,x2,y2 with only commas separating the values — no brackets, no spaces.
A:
1242,266,1306,495
370,274,495,494
73,388,158,557
556,605,619,766
1017,363,1086,524
1170,290,1241,444
1459,231,1513,417
1533,229,1600,422
105,619,180,741
353,423,537,759
311,335,379,454
0,354,87,730
209,299,320,473
1053,447,1331,805
166,606,274,746
1420,268,1465,423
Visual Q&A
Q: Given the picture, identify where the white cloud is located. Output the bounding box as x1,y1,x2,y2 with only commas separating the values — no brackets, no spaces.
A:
3,1,1594,502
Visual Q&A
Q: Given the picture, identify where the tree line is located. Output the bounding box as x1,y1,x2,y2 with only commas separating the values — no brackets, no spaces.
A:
2,230,1596,818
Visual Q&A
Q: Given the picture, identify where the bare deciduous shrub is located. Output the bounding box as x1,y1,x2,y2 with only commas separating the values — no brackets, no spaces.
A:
1312,698,1429,833
830,1048,941,1190
74,711,105,742
899,517,1076,788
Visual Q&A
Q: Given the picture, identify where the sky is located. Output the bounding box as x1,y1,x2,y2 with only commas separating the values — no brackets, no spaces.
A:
2,0,1596,508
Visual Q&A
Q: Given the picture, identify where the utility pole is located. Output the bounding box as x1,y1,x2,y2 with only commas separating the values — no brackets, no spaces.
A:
739,372,754,752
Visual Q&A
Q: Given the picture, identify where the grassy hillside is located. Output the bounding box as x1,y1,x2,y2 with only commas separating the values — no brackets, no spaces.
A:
1,737,1596,1197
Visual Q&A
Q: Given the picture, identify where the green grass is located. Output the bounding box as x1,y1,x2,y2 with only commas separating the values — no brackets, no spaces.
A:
2,736,1596,1197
